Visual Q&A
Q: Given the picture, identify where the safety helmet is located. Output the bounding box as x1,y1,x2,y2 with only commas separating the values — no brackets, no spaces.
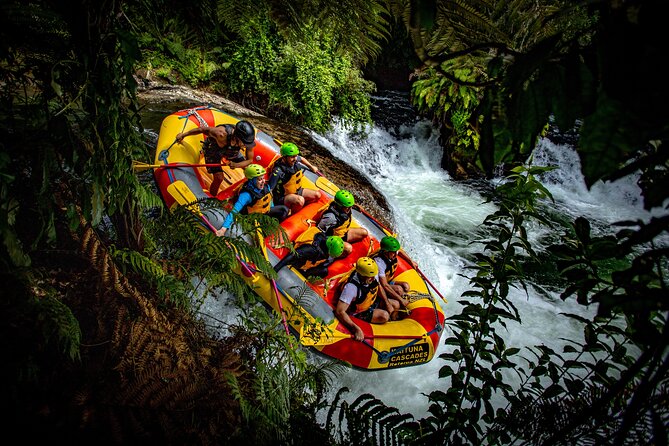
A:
380,236,401,252
235,120,256,145
325,236,344,257
244,164,266,179
356,257,378,278
334,189,355,208
280,142,300,157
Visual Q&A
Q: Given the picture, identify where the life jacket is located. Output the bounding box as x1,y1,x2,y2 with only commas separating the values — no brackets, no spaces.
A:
321,203,351,238
291,201,332,246
273,158,303,196
371,251,398,281
202,124,245,161
240,180,272,214
298,232,329,270
339,272,379,314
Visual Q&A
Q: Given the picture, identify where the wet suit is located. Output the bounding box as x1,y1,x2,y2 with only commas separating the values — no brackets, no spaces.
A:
273,232,334,278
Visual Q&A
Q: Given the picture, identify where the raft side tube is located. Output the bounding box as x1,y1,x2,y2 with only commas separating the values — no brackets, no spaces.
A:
266,249,335,325
155,167,230,230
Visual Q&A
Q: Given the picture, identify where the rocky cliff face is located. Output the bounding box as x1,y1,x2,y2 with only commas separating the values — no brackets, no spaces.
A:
136,80,394,229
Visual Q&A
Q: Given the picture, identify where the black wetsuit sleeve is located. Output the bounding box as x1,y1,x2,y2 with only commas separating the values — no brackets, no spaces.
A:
268,165,283,191
273,251,297,273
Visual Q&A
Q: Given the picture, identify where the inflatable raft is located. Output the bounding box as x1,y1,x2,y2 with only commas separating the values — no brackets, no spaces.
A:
151,105,445,370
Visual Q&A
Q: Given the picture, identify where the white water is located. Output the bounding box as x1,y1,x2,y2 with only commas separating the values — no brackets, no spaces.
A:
306,101,666,419
194,94,665,422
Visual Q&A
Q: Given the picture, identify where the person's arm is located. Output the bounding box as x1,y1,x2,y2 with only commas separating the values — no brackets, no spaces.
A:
335,299,365,342
268,166,283,191
374,257,402,301
378,274,406,304
273,251,297,273
176,126,209,142
376,282,394,314
230,146,254,169
316,212,336,233
299,156,319,174
218,192,251,236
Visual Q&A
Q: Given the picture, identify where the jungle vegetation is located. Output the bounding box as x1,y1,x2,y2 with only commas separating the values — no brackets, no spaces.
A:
1,0,667,445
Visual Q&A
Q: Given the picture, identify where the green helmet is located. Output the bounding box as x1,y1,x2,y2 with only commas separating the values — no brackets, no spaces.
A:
334,189,355,208
244,164,266,179
380,236,401,252
325,236,344,257
280,142,300,157
356,257,378,278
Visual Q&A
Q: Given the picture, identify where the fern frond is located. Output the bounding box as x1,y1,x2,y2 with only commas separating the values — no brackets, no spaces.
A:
36,295,82,361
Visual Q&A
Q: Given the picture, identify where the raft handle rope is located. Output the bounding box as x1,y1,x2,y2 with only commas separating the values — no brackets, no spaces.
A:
157,116,191,183
360,325,442,364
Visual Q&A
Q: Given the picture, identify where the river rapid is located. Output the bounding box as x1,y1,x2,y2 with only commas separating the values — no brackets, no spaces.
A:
142,89,665,421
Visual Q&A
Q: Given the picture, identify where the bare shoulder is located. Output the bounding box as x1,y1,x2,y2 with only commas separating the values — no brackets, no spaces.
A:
210,125,228,136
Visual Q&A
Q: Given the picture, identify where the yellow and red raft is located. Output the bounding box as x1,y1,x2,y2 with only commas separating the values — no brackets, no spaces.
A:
151,105,446,370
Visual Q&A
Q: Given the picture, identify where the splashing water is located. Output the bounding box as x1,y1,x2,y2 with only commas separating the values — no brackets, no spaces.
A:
307,92,664,419
183,91,663,420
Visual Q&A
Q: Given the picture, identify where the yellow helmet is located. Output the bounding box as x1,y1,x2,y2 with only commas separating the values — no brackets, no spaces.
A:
244,164,266,179
356,257,378,278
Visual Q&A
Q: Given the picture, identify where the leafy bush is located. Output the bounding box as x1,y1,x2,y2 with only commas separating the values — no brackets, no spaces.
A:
222,21,374,132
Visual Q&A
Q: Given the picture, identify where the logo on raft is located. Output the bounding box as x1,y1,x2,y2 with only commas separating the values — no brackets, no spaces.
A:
386,343,430,368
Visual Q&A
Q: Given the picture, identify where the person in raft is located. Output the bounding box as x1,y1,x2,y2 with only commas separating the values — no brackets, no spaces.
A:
273,234,344,279
216,164,289,237
372,236,410,310
334,257,399,342
268,142,322,214
316,189,368,257
175,120,257,197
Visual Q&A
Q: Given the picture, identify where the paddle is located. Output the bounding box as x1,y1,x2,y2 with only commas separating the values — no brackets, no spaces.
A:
166,181,219,232
271,278,293,341
349,197,448,303
314,174,339,196
350,203,391,233
167,180,260,280
133,160,231,171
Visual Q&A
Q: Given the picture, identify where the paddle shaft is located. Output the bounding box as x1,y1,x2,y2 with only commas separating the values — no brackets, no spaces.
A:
134,161,232,171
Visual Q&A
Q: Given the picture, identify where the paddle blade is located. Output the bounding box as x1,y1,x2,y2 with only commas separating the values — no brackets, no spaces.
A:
298,321,349,346
315,176,339,196
167,181,219,233
166,181,200,213
299,333,351,346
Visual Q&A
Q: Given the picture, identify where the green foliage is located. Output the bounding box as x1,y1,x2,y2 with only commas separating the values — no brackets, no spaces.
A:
124,0,223,86
326,388,419,445
110,246,187,307
0,151,30,267
411,61,483,172
36,295,81,362
269,27,374,132
219,16,375,132
549,215,669,346
0,0,146,387
223,17,280,95
225,303,342,446
414,165,555,443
